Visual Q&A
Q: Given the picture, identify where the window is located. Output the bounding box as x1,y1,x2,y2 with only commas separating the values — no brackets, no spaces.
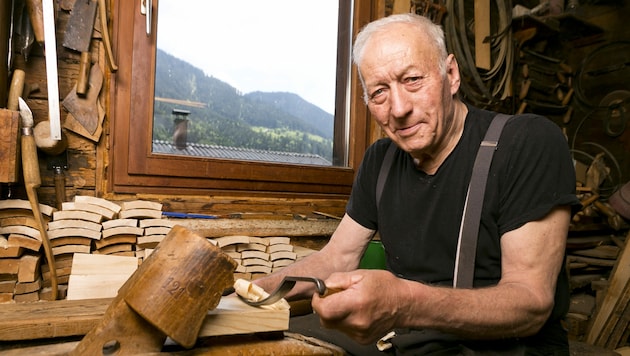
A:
109,0,375,196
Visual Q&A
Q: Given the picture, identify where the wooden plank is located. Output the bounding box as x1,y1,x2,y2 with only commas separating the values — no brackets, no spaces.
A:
175,219,338,238
0,200,55,217
0,295,288,342
0,109,20,183
474,0,491,70
66,253,137,300
587,230,630,345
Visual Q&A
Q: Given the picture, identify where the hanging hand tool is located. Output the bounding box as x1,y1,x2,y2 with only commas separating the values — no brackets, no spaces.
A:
63,0,98,96
24,0,44,45
7,0,34,111
42,0,61,140
18,97,58,300
97,0,117,72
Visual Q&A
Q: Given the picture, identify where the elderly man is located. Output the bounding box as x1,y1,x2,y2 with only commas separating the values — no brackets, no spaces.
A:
256,13,579,355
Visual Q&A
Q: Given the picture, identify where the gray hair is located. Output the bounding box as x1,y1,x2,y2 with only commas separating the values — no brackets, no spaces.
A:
353,14,449,101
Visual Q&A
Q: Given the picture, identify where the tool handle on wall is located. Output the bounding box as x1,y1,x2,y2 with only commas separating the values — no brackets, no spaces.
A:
7,68,25,111
25,0,44,44
21,131,58,300
76,51,91,95
98,0,118,71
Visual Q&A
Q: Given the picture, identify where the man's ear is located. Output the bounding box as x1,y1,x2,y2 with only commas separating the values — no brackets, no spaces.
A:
446,54,461,96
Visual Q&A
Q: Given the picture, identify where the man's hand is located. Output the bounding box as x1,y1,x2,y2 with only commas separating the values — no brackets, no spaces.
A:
312,269,407,344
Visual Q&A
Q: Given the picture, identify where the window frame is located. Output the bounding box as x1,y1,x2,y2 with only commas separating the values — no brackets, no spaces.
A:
108,0,376,197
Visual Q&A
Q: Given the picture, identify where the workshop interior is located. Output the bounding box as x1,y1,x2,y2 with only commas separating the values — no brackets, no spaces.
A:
0,0,629,354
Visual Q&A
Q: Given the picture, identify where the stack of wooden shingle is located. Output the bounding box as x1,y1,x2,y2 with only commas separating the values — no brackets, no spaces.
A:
0,199,55,302
212,235,307,280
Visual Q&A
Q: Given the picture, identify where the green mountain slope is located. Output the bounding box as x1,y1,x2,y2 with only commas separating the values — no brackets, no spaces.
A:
152,49,334,160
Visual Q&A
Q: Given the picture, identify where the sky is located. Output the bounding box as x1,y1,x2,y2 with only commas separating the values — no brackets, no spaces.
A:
155,0,340,114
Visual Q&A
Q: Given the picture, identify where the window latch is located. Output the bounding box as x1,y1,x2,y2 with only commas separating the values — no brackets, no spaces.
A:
140,0,152,35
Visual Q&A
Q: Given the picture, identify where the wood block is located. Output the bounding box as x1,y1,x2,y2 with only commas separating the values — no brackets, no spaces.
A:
0,280,16,293
573,245,620,260
61,202,116,220
66,253,137,300
245,265,272,274
241,250,269,261
268,236,291,245
0,216,39,229
15,278,42,295
52,210,103,223
39,284,68,301
270,251,297,261
0,293,13,303
249,236,271,246
0,245,23,258
47,219,102,232
47,227,102,241
41,254,74,273
108,251,136,257
52,245,91,256
273,259,295,268
120,200,163,211
74,196,122,214
237,243,267,252
0,258,20,274
136,234,165,248
13,290,39,303
0,109,20,183
0,226,41,241
267,243,294,253
242,258,272,268
101,218,138,230
50,236,93,248
102,226,143,238
118,208,162,219
0,199,55,217
214,235,251,248
94,243,133,255
94,234,137,249
138,218,175,228
18,254,41,283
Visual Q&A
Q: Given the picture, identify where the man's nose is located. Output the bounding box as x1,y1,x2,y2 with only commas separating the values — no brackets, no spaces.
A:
389,86,412,118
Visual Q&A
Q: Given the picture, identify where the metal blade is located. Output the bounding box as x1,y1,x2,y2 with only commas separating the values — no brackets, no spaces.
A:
62,0,97,52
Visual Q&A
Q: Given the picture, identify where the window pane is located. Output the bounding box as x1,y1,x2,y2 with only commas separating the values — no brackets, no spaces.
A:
152,0,346,166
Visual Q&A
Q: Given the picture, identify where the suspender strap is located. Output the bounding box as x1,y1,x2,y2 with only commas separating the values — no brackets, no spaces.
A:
374,113,513,289
453,113,512,288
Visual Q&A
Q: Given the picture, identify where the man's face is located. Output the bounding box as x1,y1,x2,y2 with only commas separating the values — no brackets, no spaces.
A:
359,23,459,158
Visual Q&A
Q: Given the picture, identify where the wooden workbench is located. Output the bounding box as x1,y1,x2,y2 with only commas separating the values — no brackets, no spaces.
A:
0,333,345,355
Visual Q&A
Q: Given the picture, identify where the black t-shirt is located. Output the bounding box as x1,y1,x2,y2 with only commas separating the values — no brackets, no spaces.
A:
346,105,580,351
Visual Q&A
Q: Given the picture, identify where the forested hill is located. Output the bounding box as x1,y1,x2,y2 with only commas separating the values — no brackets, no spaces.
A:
152,49,334,160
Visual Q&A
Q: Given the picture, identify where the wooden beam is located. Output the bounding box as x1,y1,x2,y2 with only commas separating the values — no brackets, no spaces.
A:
474,0,491,70
175,219,339,238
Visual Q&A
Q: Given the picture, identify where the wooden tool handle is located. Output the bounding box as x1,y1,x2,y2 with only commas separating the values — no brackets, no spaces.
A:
25,0,45,44
98,0,118,71
21,134,41,188
7,69,25,111
21,133,58,300
76,52,91,95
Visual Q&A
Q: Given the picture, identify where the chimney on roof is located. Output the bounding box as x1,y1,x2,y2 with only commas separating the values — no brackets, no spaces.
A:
172,109,190,150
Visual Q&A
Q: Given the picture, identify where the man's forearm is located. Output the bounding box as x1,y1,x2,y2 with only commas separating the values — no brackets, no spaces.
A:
397,280,553,339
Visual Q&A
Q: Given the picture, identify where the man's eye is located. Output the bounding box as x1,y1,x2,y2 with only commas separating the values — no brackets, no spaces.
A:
405,76,421,83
